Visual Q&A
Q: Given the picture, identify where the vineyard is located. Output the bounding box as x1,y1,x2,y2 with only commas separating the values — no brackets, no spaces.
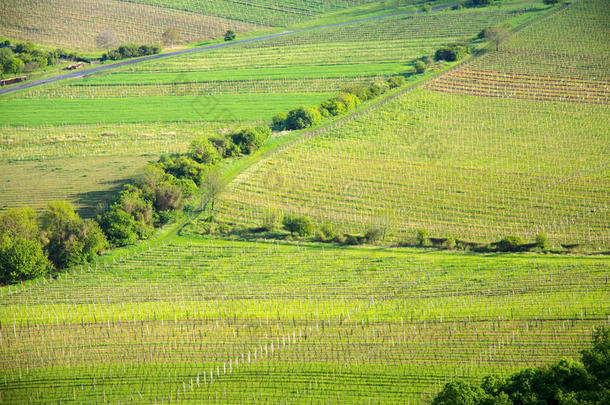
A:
115,0,378,27
1,0,609,403
1,236,608,402
213,0,610,249
0,0,261,51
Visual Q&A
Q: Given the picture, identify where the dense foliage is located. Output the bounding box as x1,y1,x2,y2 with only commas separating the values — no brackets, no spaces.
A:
274,76,406,130
0,40,83,77
432,327,610,405
102,43,161,61
435,43,470,62
0,204,107,284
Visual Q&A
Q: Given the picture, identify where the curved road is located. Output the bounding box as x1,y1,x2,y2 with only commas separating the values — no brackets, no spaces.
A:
0,3,461,96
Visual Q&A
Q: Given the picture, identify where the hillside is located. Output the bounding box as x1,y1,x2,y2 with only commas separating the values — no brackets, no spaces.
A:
214,0,610,249
0,0,262,51
0,0,608,403
0,1,554,217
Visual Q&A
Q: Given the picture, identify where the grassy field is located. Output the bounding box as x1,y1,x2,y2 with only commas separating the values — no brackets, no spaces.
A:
0,0,261,51
1,236,607,402
0,93,330,126
0,121,258,216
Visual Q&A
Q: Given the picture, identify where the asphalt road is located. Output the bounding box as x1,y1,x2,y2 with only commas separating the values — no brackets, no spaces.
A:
0,2,462,96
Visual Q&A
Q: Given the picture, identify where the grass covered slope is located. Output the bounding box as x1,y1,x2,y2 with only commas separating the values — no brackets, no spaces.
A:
114,0,376,26
1,236,607,402
0,0,261,52
214,0,610,249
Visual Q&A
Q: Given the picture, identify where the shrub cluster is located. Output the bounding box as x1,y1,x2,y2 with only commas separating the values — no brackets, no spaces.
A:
435,43,470,62
410,230,552,252
0,40,82,76
273,76,407,131
433,327,610,405
0,204,108,285
210,126,271,157
102,44,161,61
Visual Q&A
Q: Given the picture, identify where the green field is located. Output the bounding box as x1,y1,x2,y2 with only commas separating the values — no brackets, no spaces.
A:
0,93,330,126
1,0,609,403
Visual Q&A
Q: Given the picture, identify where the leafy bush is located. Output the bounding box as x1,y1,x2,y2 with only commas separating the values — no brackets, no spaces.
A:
364,227,383,243
0,234,52,285
416,229,428,246
282,215,313,236
319,99,347,116
495,235,524,252
98,208,141,247
318,223,338,242
230,126,271,154
209,136,240,158
41,201,108,268
387,76,406,88
544,0,559,3
535,232,549,250
272,112,287,130
224,30,236,41
189,137,222,165
435,44,469,61
285,106,322,130
343,84,374,101
414,60,426,73
102,43,160,61
0,207,40,241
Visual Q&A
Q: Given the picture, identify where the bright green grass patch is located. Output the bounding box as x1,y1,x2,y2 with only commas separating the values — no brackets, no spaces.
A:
0,93,331,126
80,63,409,85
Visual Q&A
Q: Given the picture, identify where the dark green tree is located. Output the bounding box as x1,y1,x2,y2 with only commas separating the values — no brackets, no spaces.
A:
282,215,313,237
224,30,236,41
285,106,322,130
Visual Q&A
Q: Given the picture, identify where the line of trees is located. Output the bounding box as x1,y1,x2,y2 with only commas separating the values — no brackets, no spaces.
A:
272,76,407,131
432,327,609,404
0,124,271,285
102,44,161,61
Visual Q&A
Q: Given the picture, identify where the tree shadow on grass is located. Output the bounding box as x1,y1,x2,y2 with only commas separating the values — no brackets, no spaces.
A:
73,178,127,219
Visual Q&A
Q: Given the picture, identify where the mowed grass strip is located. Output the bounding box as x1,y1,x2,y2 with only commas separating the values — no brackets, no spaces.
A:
0,93,331,126
79,63,409,85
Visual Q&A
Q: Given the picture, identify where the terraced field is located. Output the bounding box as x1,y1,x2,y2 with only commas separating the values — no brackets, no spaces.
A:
1,236,608,403
0,0,261,51
214,0,610,249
